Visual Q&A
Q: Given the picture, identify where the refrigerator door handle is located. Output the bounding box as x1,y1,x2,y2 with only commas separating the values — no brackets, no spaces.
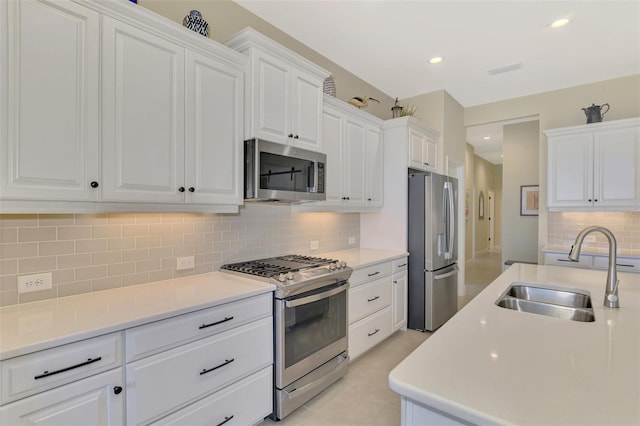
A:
433,265,459,280
444,182,455,260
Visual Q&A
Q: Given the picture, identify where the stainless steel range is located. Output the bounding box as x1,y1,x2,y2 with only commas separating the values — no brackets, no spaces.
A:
221,255,352,420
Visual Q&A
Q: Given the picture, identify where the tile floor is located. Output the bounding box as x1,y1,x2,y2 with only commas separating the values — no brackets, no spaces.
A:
259,250,503,426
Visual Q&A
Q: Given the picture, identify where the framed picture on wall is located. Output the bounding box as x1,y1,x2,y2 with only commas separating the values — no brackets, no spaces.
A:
521,185,539,216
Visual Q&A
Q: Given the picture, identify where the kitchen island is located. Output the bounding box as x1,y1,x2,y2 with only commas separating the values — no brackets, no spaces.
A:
389,263,640,425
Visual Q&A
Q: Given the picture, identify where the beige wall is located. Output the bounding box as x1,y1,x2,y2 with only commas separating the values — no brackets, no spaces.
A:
0,206,358,307
465,74,640,262
502,121,539,264
139,0,395,120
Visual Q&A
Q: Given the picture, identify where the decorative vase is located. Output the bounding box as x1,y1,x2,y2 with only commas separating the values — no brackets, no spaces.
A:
323,76,336,97
183,10,209,37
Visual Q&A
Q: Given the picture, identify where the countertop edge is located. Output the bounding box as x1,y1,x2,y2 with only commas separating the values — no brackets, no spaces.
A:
321,248,409,269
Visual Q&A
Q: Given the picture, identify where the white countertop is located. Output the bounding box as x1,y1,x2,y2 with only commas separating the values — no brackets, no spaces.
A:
0,273,274,361
321,248,408,269
543,245,640,258
389,263,640,425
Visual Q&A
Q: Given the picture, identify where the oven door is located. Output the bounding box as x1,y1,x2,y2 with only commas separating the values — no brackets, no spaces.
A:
275,280,349,389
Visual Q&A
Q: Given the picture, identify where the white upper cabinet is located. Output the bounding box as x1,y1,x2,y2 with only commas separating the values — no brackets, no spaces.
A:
0,0,100,202
101,16,244,206
298,96,383,212
225,28,329,152
101,16,186,204
546,118,640,210
1,0,246,212
408,124,439,172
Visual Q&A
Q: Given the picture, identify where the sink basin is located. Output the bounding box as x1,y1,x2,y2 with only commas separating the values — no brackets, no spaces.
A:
496,283,595,322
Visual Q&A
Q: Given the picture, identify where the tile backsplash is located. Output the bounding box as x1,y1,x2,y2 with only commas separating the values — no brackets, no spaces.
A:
0,204,359,307
548,211,640,250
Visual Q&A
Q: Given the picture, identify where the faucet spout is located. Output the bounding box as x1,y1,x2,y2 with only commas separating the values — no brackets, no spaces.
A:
568,226,619,308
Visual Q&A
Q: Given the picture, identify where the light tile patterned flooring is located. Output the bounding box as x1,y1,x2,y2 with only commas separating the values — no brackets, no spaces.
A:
260,250,503,426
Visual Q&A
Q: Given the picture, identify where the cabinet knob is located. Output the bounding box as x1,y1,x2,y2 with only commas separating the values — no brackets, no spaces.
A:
188,187,195,192
594,199,598,202
294,135,299,139
288,133,294,138
368,198,372,201
178,187,185,193
113,386,123,395
423,162,429,166
90,181,99,188
588,199,592,202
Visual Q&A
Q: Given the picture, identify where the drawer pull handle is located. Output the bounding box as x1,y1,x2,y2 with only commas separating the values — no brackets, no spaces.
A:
34,356,102,380
367,271,380,277
367,296,380,302
199,316,234,330
616,263,634,268
216,415,234,426
557,259,573,262
368,329,380,337
397,263,407,267
200,358,235,376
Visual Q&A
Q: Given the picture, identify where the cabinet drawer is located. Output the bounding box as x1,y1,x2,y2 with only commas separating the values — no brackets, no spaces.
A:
348,307,392,361
594,256,640,273
126,317,272,425
544,252,593,269
0,368,124,425
349,278,391,324
1,332,122,404
392,257,408,273
350,261,392,287
151,366,272,426
125,292,271,362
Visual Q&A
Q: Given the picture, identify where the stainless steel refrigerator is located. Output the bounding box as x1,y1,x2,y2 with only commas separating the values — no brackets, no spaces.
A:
407,171,458,331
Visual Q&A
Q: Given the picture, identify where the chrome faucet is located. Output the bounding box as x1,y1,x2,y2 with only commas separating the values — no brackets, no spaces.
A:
568,226,619,308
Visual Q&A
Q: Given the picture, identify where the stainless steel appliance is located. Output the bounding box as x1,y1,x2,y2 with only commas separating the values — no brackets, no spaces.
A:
408,171,459,331
220,255,351,420
245,139,326,202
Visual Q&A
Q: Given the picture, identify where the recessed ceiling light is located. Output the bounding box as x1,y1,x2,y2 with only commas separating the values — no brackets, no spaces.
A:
483,136,491,140
550,18,570,29
428,57,443,64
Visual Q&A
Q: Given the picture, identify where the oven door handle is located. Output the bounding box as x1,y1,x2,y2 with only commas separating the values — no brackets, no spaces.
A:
284,283,348,308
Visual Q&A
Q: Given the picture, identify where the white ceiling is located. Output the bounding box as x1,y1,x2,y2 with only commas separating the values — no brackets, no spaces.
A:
234,0,639,108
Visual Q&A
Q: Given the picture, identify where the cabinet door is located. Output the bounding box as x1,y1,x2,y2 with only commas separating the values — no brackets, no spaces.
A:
344,118,366,205
365,125,384,206
593,126,640,207
322,107,346,205
291,69,323,152
423,136,438,171
101,16,185,203
408,129,426,170
0,369,124,426
392,271,408,331
252,51,290,144
0,0,100,201
547,134,593,208
184,50,243,205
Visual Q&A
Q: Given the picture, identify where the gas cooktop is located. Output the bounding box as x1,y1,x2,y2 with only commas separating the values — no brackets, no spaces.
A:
220,254,352,298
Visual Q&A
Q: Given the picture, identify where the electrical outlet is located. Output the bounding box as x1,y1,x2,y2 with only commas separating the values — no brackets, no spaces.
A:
18,273,52,294
348,236,356,245
176,256,195,270
309,240,319,250
584,235,597,243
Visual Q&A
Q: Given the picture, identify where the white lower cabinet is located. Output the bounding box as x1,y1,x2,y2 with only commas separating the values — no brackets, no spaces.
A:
126,317,272,425
0,368,124,426
348,257,407,360
151,366,271,426
0,293,274,426
544,251,640,273
392,258,408,331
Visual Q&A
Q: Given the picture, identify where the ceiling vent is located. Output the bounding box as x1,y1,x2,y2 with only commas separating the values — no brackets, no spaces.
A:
488,62,523,76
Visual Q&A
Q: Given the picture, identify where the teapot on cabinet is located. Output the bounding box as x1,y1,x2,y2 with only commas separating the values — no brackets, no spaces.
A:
582,103,609,123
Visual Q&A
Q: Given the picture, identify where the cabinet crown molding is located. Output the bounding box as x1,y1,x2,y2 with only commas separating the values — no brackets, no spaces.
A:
224,27,330,79
324,95,383,126
544,117,640,137
383,116,440,137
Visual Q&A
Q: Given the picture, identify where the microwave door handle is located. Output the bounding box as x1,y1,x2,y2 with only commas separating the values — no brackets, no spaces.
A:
312,162,318,192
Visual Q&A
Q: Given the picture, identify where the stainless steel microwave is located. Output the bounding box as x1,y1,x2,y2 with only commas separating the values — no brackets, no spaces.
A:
244,139,326,202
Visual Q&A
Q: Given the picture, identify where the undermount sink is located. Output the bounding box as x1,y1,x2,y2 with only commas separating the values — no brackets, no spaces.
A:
496,282,595,322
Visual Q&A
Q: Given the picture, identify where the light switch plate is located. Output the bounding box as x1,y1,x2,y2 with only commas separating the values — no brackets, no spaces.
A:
310,240,319,250
348,236,356,245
